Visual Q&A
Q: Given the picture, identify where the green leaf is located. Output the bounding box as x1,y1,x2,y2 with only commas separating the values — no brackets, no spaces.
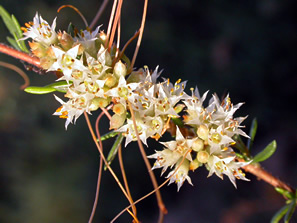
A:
0,6,15,35
11,14,28,52
24,81,70,94
6,36,21,50
24,86,57,94
252,140,277,163
0,6,28,52
104,133,124,170
271,204,290,223
99,131,119,141
275,187,295,200
284,200,296,223
247,118,257,150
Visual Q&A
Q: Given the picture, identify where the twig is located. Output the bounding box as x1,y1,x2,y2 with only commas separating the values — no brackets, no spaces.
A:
0,43,41,68
242,162,295,194
118,145,138,222
88,109,109,223
90,0,110,30
129,0,148,72
0,61,30,89
128,101,167,223
111,149,192,223
83,112,138,221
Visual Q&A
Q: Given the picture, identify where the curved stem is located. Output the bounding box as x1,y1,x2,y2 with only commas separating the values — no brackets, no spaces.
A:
107,0,123,52
111,149,191,223
0,61,30,89
105,0,118,49
127,101,167,223
57,5,88,28
83,112,138,219
88,109,108,223
0,43,41,68
90,0,110,30
129,0,148,72
118,145,138,221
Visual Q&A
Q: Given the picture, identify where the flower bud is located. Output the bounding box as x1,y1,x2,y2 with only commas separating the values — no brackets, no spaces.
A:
40,57,54,70
197,150,209,163
114,60,127,78
57,31,74,50
189,159,199,171
192,138,204,152
89,97,109,111
110,113,126,129
197,124,209,141
104,73,117,88
113,103,126,115
29,41,46,58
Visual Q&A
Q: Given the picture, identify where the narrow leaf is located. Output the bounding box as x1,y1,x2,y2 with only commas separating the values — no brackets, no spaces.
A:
275,187,295,200
284,200,296,223
271,204,290,223
11,14,29,52
247,118,257,149
0,6,16,36
104,133,124,170
99,131,119,141
24,81,70,94
24,86,57,94
0,6,28,52
252,140,277,163
11,14,22,37
6,36,21,50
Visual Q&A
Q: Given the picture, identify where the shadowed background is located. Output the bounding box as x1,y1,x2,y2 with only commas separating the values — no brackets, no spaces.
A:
0,0,296,222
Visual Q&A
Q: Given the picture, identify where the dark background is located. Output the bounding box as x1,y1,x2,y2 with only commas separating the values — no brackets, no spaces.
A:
0,0,296,222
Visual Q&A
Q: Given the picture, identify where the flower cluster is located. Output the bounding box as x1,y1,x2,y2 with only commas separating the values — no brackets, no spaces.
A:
149,90,250,190
22,13,250,190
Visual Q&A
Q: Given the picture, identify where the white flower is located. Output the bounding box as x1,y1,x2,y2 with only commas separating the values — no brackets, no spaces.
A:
74,26,101,56
22,12,57,46
159,127,193,161
48,45,87,81
206,155,250,188
148,149,181,175
167,159,193,191
117,113,149,146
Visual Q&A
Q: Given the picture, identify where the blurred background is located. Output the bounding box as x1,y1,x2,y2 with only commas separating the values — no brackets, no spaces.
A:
0,0,296,222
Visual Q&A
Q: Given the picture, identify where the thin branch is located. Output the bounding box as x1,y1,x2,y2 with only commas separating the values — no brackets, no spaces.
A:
90,0,110,30
129,0,148,72
242,162,295,194
0,43,41,68
127,101,167,223
83,112,138,221
118,145,138,221
0,61,30,89
107,0,123,52
112,30,140,68
57,5,88,28
105,0,118,49
88,109,109,223
111,149,192,223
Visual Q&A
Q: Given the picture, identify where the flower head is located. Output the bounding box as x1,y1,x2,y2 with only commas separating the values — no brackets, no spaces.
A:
22,12,57,46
